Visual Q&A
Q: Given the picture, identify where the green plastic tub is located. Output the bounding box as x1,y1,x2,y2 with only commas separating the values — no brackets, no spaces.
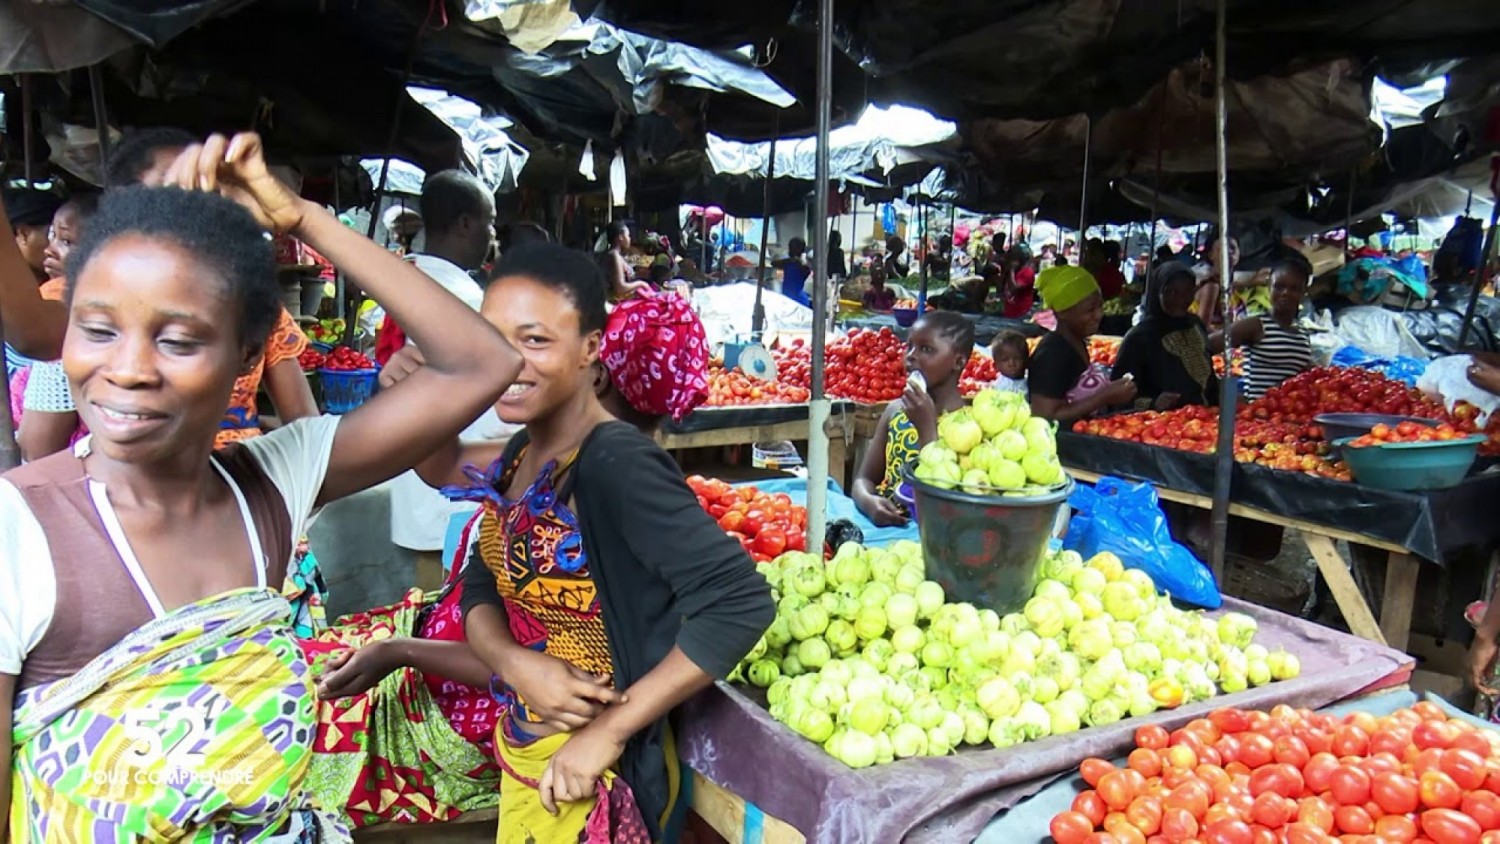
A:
1334,434,1485,492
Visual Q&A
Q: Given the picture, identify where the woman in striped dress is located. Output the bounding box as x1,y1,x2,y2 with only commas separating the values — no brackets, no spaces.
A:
1212,260,1313,400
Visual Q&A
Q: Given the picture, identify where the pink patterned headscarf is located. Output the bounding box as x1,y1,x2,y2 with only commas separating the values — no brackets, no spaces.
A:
600,291,709,422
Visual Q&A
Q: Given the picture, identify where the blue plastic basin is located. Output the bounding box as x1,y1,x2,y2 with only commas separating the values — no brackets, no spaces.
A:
892,307,919,327
1335,434,1484,491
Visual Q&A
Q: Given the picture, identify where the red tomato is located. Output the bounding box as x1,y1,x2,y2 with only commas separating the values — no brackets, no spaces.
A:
1099,771,1141,812
1250,791,1297,828
1274,735,1311,769
1238,733,1275,769
1164,780,1213,821
1073,791,1109,827
1421,808,1482,844
1210,708,1252,735
1126,796,1164,836
1419,771,1463,810
1371,772,1420,815
1082,758,1118,789
1413,721,1459,751
1249,764,1304,799
1159,807,1198,842
1129,749,1163,779
1284,822,1335,844
1051,810,1097,844
1331,726,1370,758
1463,791,1500,832
1439,748,1487,791
1303,752,1341,794
1137,725,1171,751
1374,815,1419,843
1298,797,1336,832
1201,818,1254,844
1328,765,1372,806
1334,805,1374,835
748,526,784,557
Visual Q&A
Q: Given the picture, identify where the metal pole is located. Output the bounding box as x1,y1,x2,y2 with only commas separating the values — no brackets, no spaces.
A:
20,75,34,183
88,65,112,186
806,0,834,555
1078,116,1093,238
1458,196,1500,348
1209,0,1235,583
350,18,428,345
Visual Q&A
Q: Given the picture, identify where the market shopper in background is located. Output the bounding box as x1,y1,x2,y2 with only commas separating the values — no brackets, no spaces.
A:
1111,261,1219,410
301,288,712,830
885,234,911,278
1029,266,1137,422
827,228,848,279
862,263,897,311
13,194,99,460
1192,232,1270,328
1,185,62,381
603,219,651,302
383,170,517,591
1210,260,1314,401
853,311,975,526
382,244,768,842
777,236,812,305
0,134,520,843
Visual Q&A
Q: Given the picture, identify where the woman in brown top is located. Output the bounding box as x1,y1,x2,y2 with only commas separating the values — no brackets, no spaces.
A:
0,134,518,842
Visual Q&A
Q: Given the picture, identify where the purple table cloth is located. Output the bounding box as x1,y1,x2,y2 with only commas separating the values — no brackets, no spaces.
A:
678,596,1413,844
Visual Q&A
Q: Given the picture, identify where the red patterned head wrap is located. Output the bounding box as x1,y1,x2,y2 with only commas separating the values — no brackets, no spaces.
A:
599,291,709,422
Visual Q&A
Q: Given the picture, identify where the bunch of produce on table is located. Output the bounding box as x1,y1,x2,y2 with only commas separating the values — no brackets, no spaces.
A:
772,328,909,404
915,389,1064,492
733,543,1295,769
319,346,375,371
1103,297,1137,317
1075,406,1352,480
959,351,1000,396
1050,701,1500,844
687,475,808,563
1070,367,1500,477
704,365,811,407
1347,420,1469,448
1091,338,1122,368
306,317,347,345
299,348,327,371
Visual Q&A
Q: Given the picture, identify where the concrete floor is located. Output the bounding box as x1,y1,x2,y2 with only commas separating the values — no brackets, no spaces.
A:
306,482,426,621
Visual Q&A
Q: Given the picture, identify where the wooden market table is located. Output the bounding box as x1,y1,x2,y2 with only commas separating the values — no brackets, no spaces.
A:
1058,431,1500,653
655,402,859,489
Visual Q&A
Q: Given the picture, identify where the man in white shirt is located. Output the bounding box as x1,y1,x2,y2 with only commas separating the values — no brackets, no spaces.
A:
388,171,516,585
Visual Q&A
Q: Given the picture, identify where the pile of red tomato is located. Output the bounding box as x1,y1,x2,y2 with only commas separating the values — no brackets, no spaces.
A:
1050,701,1500,844
320,346,376,372
705,366,811,407
960,352,1000,396
1348,421,1467,448
1241,368,1447,426
686,475,809,563
771,328,909,405
299,348,327,371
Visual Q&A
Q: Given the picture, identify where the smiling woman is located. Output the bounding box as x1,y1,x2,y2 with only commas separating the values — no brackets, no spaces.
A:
0,133,519,843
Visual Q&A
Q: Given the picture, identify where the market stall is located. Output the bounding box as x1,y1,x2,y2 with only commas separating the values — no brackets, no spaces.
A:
656,401,859,485
667,392,1413,844
1059,432,1500,651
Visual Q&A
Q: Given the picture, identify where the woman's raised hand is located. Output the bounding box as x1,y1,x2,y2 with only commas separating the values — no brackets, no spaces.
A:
161,133,305,235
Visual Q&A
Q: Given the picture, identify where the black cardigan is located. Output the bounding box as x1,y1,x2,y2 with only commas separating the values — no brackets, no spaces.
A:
461,421,774,835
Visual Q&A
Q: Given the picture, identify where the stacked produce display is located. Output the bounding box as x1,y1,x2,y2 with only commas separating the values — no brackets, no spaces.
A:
732,542,1297,769
687,475,809,563
705,366,811,407
1050,701,1500,844
1072,367,1500,478
914,388,1066,493
773,328,910,404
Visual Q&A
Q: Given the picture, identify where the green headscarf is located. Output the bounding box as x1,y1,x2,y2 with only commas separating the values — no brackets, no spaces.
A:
1036,265,1100,312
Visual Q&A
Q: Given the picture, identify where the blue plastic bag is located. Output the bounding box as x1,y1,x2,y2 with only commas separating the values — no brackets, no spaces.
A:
1064,477,1222,609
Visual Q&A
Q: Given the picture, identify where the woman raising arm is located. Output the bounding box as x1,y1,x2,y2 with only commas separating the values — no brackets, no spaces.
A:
0,133,517,843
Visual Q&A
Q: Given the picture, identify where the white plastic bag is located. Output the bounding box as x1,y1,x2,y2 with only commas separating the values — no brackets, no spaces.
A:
1418,354,1500,426
1333,306,1429,361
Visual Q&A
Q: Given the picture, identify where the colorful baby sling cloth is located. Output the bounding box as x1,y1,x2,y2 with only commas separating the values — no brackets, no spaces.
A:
9,588,349,843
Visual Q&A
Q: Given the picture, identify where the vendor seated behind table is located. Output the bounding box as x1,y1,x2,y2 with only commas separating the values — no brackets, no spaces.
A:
777,237,812,305
1209,259,1314,401
853,311,974,526
1029,266,1138,422
863,263,897,311
1111,261,1219,410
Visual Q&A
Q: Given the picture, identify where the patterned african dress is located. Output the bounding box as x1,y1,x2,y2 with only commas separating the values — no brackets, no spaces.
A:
457,449,652,844
220,308,310,446
298,527,502,829
876,407,919,500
